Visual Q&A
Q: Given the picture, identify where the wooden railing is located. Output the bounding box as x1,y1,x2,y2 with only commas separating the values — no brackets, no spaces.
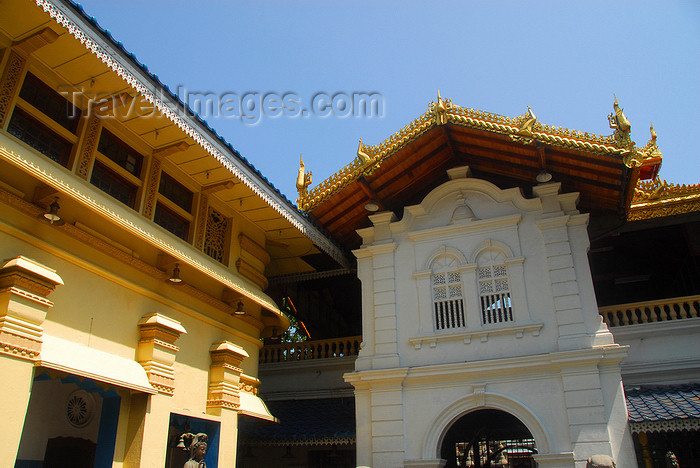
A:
599,295,700,327
260,336,362,363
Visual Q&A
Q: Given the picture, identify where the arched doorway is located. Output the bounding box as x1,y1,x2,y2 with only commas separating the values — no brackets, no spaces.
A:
440,409,537,468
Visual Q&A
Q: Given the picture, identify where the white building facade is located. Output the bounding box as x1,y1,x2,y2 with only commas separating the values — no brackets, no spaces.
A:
345,166,635,468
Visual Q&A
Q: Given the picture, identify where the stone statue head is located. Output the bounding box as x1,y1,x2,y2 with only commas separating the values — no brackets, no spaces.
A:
586,454,616,468
189,433,208,461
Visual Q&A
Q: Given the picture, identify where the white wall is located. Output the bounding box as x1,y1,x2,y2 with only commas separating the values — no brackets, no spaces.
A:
346,168,634,468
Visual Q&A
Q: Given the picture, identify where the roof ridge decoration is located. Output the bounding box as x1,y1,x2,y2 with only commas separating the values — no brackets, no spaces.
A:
298,93,660,212
35,0,349,268
629,177,700,221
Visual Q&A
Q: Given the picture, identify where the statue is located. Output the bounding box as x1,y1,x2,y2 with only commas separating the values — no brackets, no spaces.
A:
178,432,208,468
586,454,616,468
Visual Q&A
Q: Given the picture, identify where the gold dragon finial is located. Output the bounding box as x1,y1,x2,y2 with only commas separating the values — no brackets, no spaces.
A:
642,121,663,160
357,138,372,164
431,90,452,125
511,105,538,143
608,94,633,148
296,154,312,199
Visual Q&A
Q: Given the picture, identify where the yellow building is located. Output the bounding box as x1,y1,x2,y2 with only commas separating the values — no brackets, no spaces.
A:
0,1,348,467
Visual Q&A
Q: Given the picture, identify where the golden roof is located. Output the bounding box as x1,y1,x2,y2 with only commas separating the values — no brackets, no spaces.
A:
297,95,661,212
629,179,700,221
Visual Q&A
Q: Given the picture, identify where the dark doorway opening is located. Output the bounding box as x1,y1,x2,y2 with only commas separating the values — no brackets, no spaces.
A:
440,409,536,468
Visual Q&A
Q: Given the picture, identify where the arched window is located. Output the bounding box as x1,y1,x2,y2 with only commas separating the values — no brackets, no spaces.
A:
476,249,513,325
431,255,465,330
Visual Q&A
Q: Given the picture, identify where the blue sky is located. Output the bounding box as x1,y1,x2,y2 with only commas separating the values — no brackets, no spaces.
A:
76,1,699,202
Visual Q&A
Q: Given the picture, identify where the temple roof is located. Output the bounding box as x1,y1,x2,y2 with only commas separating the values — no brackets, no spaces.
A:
629,179,700,222
627,385,700,423
626,384,700,433
298,95,663,248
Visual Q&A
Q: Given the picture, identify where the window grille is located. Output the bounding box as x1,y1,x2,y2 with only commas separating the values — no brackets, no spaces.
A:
433,269,465,330
19,72,81,133
478,265,513,324
97,129,143,177
7,108,72,167
159,172,193,212
154,203,189,240
90,161,137,207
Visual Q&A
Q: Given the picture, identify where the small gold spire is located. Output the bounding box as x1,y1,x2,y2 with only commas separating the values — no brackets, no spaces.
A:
296,154,312,199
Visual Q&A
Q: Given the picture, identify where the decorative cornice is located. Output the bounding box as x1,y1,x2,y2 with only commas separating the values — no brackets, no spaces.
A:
630,419,700,433
206,399,240,410
0,330,41,360
299,98,643,212
628,179,700,221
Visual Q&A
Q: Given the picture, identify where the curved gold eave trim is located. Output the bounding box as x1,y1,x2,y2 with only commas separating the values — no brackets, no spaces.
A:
0,138,286,330
628,180,700,221
299,101,632,212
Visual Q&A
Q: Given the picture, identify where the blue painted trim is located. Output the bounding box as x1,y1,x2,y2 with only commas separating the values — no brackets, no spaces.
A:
94,394,121,468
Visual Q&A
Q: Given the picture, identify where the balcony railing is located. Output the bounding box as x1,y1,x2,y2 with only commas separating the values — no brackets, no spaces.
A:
260,336,362,363
599,295,700,327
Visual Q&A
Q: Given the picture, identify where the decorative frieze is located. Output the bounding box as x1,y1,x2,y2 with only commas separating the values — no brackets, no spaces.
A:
141,154,162,219
0,256,63,361
194,194,209,251
136,313,187,395
0,51,25,128
75,115,102,179
207,341,248,411
203,207,228,263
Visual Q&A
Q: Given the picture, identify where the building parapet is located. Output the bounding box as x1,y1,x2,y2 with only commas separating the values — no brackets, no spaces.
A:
260,336,361,363
599,295,700,327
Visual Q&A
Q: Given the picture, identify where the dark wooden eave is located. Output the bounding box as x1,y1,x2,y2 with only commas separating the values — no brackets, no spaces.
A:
307,123,632,250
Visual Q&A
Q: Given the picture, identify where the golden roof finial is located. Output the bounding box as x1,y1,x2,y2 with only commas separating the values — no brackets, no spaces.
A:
641,121,662,160
432,90,450,125
357,138,372,164
520,105,537,134
608,94,632,148
510,105,538,143
296,154,312,198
